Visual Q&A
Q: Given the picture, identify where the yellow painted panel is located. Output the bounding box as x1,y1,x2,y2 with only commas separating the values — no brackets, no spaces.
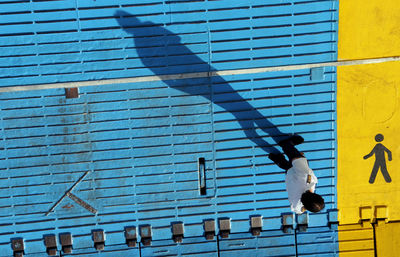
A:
338,0,400,60
337,61,400,224
339,224,375,257
375,221,400,257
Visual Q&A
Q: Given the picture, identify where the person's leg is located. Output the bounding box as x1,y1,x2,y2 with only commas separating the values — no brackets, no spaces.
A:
268,153,292,171
278,139,304,162
368,163,379,184
380,162,392,183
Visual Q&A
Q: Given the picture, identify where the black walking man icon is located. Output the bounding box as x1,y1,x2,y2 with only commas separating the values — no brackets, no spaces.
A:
363,134,392,184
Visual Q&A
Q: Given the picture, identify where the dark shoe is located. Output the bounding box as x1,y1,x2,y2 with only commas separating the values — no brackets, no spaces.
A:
278,135,304,147
269,153,285,163
268,153,291,170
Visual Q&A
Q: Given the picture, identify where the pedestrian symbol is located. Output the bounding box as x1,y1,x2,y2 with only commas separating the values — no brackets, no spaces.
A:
363,134,392,184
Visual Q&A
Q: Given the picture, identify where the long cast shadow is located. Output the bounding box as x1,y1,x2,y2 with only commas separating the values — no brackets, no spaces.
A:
115,10,286,154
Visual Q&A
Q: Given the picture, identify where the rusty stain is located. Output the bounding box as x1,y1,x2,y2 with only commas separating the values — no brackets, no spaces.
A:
62,203,74,209
65,87,79,98
67,192,97,214
46,171,97,216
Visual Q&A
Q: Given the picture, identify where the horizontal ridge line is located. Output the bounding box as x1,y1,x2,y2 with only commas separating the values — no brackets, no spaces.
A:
1,56,399,93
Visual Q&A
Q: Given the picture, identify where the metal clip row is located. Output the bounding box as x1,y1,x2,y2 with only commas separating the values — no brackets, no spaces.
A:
10,216,267,255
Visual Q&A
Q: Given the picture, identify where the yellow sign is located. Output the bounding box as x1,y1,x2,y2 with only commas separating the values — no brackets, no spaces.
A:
337,61,400,224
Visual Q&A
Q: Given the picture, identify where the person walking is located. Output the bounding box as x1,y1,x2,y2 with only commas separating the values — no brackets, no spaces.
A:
364,133,392,184
269,135,325,214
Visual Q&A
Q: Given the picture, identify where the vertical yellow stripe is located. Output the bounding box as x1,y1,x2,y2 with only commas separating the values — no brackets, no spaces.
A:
338,0,400,255
338,0,400,60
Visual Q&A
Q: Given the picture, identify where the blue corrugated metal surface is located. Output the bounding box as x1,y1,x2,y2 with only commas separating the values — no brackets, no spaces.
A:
219,230,296,256
0,0,337,87
0,68,337,256
0,0,338,256
296,227,338,256
140,237,218,257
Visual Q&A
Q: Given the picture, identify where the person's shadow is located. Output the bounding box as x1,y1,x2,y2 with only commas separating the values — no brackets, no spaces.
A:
115,10,288,154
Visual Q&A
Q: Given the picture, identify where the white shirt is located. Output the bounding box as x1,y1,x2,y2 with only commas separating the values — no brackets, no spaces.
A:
285,158,318,214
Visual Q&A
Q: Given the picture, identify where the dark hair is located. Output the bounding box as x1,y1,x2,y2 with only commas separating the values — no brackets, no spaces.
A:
301,191,325,213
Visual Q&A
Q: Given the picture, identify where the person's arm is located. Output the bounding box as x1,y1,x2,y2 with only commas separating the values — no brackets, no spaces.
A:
384,147,392,161
363,147,375,159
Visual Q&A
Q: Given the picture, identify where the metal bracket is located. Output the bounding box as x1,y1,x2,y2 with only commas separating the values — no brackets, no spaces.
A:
310,67,325,81
59,233,73,254
11,238,24,257
296,213,309,232
44,235,57,256
198,157,206,195
204,219,215,240
250,216,263,236
92,230,105,251
219,218,231,239
375,206,388,222
124,227,137,247
65,87,79,98
328,209,339,230
46,171,97,216
172,222,184,243
282,213,295,233
360,206,373,227
140,225,152,246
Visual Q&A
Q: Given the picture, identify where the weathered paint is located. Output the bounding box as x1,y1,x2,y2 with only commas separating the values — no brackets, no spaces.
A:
338,0,400,60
